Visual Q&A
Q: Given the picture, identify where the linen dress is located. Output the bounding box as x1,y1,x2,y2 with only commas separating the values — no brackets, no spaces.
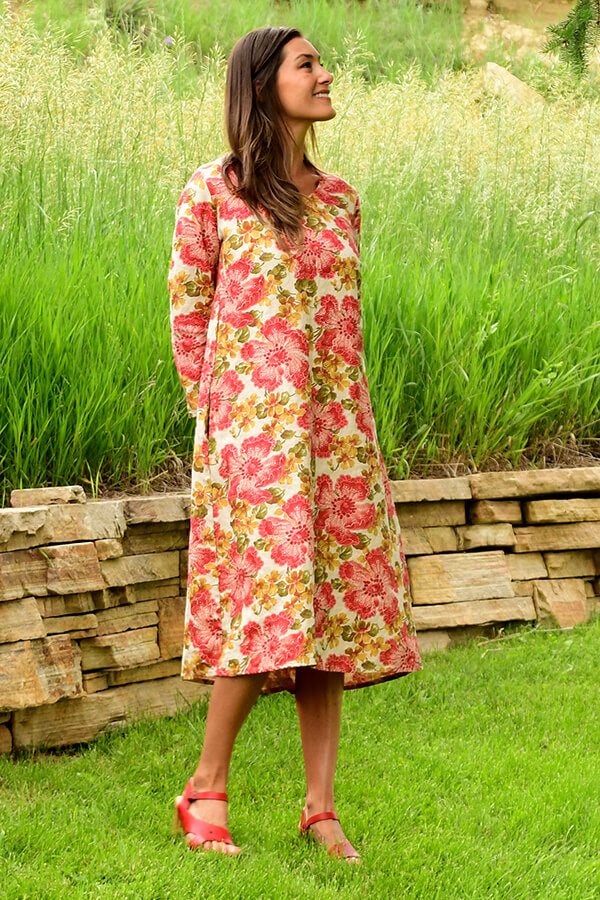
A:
169,156,421,693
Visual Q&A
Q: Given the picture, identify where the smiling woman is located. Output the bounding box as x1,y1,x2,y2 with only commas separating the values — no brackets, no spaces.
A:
168,25,422,863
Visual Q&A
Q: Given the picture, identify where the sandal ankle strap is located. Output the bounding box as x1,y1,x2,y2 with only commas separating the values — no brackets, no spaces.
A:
303,810,339,829
183,780,228,803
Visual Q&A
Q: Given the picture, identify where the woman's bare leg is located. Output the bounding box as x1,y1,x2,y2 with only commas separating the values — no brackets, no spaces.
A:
184,672,267,853
294,667,359,860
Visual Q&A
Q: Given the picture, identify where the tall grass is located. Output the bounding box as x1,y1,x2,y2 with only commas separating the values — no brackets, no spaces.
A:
2,7,600,500
23,0,467,84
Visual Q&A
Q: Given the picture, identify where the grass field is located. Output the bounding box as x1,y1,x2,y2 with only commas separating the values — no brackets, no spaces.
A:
1,618,600,899
3,4,600,501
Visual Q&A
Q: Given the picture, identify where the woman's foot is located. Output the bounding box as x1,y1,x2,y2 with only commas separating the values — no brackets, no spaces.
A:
174,780,240,855
300,804,361,863
186,795,239,854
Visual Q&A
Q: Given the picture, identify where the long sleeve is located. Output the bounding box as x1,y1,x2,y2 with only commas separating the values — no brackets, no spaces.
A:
168,172,220,416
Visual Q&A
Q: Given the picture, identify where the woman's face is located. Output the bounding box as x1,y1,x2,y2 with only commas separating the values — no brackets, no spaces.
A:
274,36,335,129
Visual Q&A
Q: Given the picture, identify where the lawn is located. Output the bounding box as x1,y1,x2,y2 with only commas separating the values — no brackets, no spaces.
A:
1,618,599,899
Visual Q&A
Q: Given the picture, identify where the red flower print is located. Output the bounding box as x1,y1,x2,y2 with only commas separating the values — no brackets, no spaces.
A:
189,516,216,575
188,586,222,665
240,611,306,672
210,369,244,432
315,474,376,546
334,215,358,255
314,582,336,638
171,311,208,382
309,398,348,457
258,495,313,568
241,316,309,391
340,548,399,624
220,434,287,504
204,175,251,220
321,653,356,674
294,228,343,280
220,257,265,328
315,294,363,366
349,379,375,441
221,545,262,617
314,175,349,206
176,203,220,272
380,624,421,670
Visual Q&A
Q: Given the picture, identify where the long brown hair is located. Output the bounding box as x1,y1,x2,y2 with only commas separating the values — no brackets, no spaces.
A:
222,26,320,249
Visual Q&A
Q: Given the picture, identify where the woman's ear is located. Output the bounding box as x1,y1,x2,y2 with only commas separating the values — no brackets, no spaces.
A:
254,80,262,100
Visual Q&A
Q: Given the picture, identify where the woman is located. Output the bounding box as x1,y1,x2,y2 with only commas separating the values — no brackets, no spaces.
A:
169,26,421,862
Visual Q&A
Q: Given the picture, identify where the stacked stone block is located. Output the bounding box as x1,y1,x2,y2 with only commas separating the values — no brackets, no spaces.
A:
0,487,208,754
2,467,600,753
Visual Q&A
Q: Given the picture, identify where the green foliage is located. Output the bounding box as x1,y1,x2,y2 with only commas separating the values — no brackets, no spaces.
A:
544,0,600,76
2,619,600,898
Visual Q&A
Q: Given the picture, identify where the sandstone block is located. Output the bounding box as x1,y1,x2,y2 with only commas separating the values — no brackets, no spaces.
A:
121,525,189,555
100,552,179,587
533,579,588,628
414,630,452,653
513,523,600,553
401,528,432,556
524,499,600,525
543,550,596,579
38,593,95,617
79,626,159,671
44,543,105,594
407,551,513,605
585,581,595,597
95,600,158,636
158,596,186,660
87,658,181,692
180,552,188,592
506,552,547,581
482,62,544,106
134,578,181,603
11,485,86,507
413,596,535,629
44,613,98,635
0,548,47,600
456,523,515,550
123,494,190,525
0,712,10,723
425,527,458,553
11,675,209,749
83,672,108,693
586,597,600,618
0,597,46,642
512,581,534,596
0,502,126,552
469,500,522,525
95,539,123,560
390,477,471,503
396,501,466,528
0,724,12,753
0,507,47,552
0,637,83,711
92,586,136,610
470,468,600,500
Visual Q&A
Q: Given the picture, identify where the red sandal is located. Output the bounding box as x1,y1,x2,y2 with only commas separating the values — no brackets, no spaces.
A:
299,808,360,862
173,780,240,853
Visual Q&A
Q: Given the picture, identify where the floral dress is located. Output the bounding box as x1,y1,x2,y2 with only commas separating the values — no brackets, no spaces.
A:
169,156,421,693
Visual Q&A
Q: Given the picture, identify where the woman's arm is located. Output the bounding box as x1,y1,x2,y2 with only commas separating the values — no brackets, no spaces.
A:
168,173,220,416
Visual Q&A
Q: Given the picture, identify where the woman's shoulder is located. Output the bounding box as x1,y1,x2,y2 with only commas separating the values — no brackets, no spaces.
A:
182,156,228,199
316,172,360,209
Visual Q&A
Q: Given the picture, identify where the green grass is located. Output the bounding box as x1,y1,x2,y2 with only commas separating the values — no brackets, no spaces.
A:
3,8,600,501
20,0,466,84
2,618,600,898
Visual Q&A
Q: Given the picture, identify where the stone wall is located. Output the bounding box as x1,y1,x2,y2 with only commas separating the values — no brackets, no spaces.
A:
2,467,600,753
